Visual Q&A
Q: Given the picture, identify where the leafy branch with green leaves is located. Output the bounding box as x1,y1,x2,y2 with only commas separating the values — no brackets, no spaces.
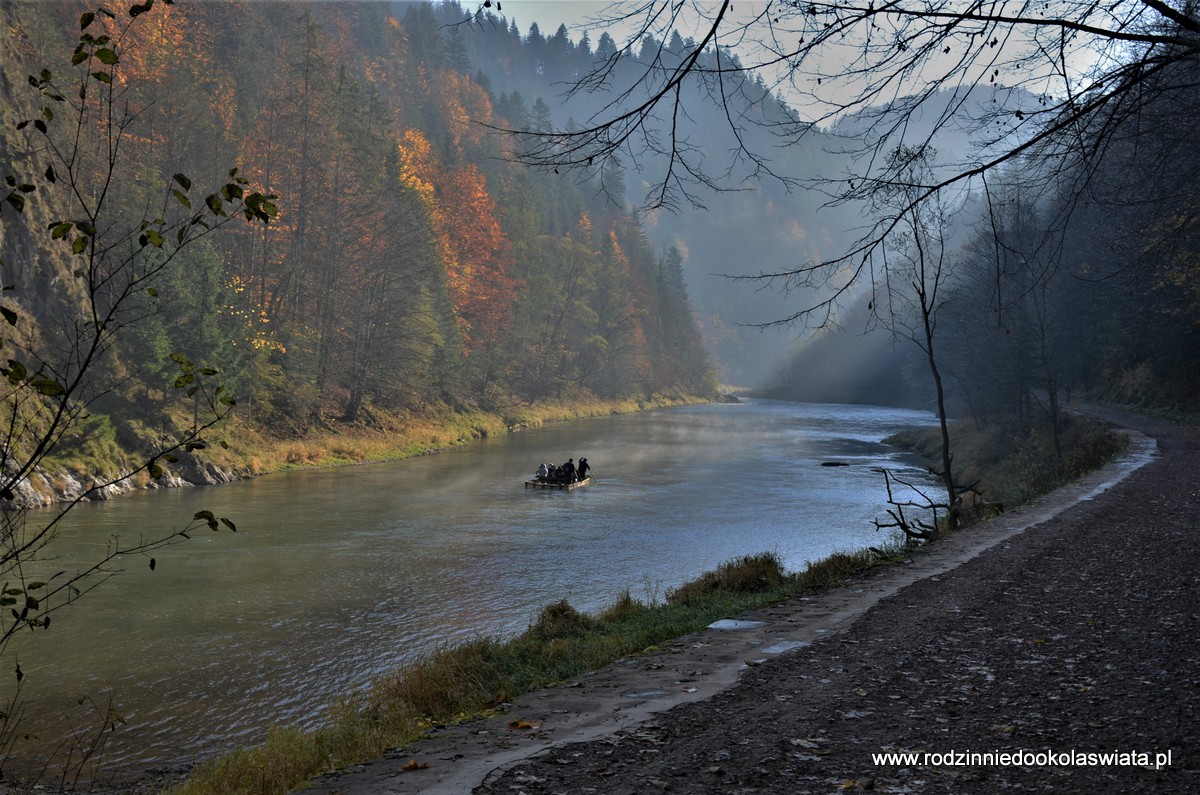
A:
0,1,275,780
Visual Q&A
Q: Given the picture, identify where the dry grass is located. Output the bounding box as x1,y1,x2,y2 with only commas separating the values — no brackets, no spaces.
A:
197,394,709,481
795,550,880,590
886,413,1128,516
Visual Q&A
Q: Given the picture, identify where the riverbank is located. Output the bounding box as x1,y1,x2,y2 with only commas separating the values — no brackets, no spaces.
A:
303,410,1197,794
18,393,716,507
5,403,1135,793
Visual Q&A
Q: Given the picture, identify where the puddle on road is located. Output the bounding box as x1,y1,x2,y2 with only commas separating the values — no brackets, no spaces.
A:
623,690,671,699
759,640,811,654
708,619,767,630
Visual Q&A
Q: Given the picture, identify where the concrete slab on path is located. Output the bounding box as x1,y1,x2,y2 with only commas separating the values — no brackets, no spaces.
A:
299,431,1155,795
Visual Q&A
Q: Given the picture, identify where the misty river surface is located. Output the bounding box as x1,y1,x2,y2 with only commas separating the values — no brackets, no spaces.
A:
9,399,938,775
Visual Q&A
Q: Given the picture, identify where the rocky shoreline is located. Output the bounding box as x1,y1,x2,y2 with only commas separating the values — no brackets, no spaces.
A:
7,395,718,510
4,452,246,509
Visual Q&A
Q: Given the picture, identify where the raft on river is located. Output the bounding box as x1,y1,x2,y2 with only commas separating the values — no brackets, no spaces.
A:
525,477,592,491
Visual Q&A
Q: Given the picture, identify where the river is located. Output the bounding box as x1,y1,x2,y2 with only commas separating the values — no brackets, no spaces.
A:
5,399,938,777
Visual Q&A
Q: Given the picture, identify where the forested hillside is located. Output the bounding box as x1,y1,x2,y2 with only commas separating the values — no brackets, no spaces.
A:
453,0,1199,418
0,0,717,499
439,2,865,385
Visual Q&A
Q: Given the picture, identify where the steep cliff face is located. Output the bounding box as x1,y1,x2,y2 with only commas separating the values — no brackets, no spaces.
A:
2,7,240,510
1,29,88,508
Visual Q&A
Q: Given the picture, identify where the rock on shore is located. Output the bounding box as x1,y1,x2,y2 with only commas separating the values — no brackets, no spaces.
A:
3,451,243,508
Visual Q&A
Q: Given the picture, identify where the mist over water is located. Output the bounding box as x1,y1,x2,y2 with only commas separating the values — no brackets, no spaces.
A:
7,399,937,776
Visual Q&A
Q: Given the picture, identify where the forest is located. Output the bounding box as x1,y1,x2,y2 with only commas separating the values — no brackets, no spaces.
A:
770,86,1200,424
447,0,1199,534
0,0,717,503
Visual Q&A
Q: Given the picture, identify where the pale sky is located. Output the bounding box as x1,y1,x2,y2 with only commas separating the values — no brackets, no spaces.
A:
442,0,662,46
496,1,622,37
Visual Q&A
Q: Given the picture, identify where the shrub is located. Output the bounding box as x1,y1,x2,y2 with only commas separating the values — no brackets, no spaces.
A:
597,590,647,623
524,599,597,639
666,552,786,605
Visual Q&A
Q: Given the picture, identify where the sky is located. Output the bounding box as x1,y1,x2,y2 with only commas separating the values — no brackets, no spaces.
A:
494,1,622,37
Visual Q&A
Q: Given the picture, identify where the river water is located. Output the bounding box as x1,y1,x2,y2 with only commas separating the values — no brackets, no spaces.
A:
6,399,937,776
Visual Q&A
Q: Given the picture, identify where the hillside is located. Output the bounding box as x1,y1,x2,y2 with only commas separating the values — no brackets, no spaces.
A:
0,0,719,503
444,2,865,385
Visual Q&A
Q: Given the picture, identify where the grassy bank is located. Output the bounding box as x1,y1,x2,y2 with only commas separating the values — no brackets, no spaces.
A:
29,394,710,504
164,407,1129,795
196,394,711,477
885,411,1130,511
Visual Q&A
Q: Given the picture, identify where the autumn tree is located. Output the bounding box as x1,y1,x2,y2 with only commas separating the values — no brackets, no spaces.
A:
396,128,517,398
222,7,445,421
506,216,601,401
333,109,459,421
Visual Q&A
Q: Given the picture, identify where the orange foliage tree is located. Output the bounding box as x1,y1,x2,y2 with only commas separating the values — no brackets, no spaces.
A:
396,129,517,355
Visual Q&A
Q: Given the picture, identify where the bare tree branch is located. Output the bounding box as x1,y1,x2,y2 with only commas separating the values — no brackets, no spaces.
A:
491,0,1199,325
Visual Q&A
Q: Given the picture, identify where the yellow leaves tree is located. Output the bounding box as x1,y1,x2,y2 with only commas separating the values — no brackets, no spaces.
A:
396,129,515,354
435,70,493,156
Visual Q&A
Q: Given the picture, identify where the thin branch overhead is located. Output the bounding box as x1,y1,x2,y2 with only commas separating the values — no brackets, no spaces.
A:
490,0,1199,322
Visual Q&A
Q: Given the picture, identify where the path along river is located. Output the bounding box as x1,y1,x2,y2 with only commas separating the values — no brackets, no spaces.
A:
5,399,938,777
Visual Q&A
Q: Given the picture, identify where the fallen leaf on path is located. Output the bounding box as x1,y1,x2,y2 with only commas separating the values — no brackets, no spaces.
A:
401,759,428,771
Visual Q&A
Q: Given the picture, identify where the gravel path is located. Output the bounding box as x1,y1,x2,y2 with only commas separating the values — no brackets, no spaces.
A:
473,410,1199,794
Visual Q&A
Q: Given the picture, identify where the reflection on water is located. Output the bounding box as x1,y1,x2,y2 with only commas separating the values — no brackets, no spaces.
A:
4,399,936,776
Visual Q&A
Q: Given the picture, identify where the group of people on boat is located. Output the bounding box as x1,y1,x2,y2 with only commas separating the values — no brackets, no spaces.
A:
534,456,590,484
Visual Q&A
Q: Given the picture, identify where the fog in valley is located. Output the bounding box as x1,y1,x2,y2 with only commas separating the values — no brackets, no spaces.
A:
459,1,1198,414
